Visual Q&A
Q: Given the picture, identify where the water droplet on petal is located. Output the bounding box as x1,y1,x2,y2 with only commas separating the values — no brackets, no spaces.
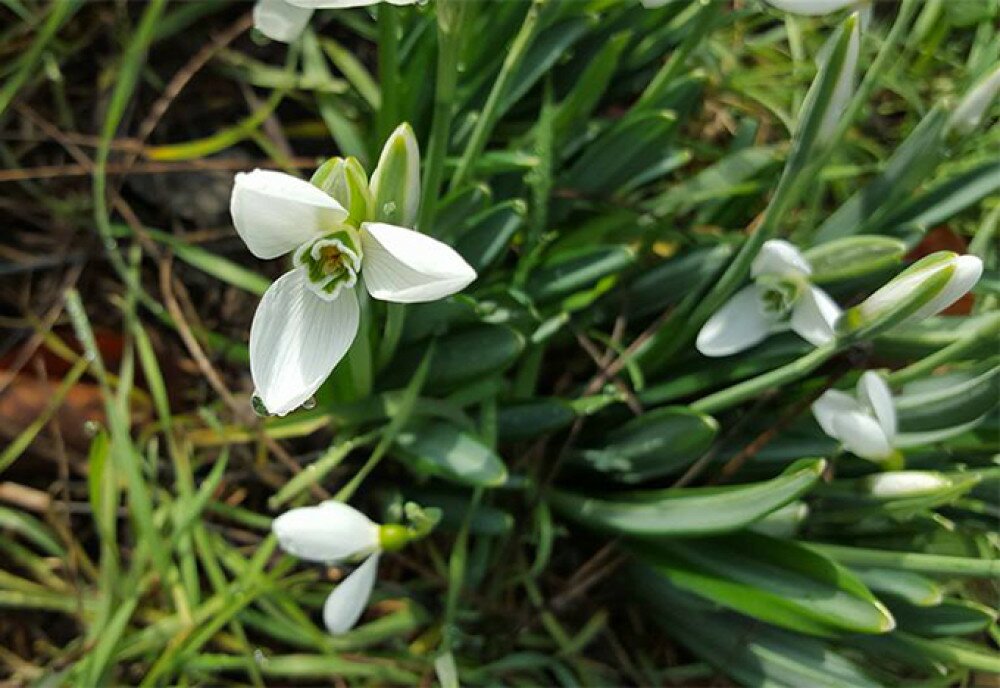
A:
251,394,270,417
302,396,317,410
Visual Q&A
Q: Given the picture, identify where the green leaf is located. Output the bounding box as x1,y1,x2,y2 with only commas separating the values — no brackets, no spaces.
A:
814,106,950,244
572,406,718,483
128,225,269,295
879,160,1000,240
497,398,577,442
804,235,908,284
401,488,514,535
394,420,508,487
616,244,733,320
895,361,1000,433
632,531,895,636
384,325,525,393
454,200,526,272
890,597,997,637
498,16,595,118
560,110,679,195
551,458,825,537
0,506,64,557
528,245,635,303
646,146,778,217
852,568,944,607
552,31,630,145
631,563,882,687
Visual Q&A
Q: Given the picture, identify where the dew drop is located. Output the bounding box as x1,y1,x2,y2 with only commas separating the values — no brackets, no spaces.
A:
251,394,270,417
103,238,118,252
302,396,317,410
381,201,397,217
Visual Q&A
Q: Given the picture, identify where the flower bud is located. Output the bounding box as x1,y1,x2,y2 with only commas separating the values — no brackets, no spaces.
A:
272,501,380,563
370,123,421,227
948,64,1000,136
837,251,982,341
310,156,372,225
863,471,951,499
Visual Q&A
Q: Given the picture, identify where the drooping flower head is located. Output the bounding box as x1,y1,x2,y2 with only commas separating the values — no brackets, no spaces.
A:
273,501,436,634
696,239,841,357
254,0,418,43
231,124,476,416
812,371,897,461
273,501,383,634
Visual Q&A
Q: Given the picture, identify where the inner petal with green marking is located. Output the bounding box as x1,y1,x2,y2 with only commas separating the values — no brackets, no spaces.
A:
755,274,807,321
294,227,364,301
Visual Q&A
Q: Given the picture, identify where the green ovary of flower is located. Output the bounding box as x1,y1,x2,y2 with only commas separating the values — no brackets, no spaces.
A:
293,226,364,301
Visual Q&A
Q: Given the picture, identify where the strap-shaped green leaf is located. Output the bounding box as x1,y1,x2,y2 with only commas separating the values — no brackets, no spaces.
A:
551,458,825,537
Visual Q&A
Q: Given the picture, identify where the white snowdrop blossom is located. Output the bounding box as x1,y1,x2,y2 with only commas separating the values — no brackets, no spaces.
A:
696,239,841,357
812,371,897,461
254,0,418,43
764,0,872,28
232,124,476,416
272,502,389,634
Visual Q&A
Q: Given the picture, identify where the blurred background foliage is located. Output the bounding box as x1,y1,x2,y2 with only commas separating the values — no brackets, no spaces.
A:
0,0,998,685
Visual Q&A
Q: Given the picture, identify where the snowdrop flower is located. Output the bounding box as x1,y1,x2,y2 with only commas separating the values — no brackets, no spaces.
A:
812,371,896,461
254,0,418,43
764,0,872,28
948,64,1000,135
696,239,841,357
273,502,390,633
839,251,983,339
273,501,433,634
232,124,476,416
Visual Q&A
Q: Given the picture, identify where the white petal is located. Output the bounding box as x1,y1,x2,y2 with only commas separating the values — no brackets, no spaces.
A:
791,286,840,346
816,14,860,144
905,255,983,322
695,286,772,357
811,389,861,439
764,0,860,15
360,223,477,303
272,502,379,563
250,268,359,416
288,0,415,6
253,0,313,43
231,170,348,259
751,239,812,278
833,410,893,460
856,371,896,440
323,553,380,635
949,64,1000,135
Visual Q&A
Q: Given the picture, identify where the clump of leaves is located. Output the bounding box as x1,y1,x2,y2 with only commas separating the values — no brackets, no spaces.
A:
0,0,997,686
